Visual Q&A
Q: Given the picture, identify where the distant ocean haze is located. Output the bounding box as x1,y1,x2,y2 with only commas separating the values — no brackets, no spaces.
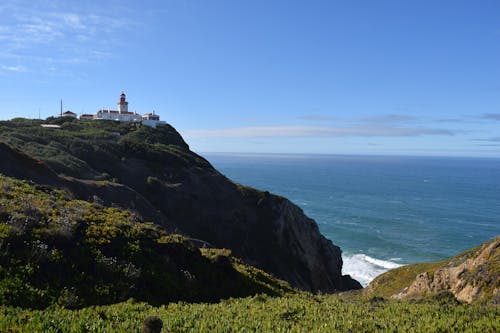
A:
203,153,500,286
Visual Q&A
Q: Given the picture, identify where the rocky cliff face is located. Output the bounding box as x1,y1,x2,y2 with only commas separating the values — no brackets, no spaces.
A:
394,237,499,303
0,119,361,292
367,236,500,304
269,199,361,291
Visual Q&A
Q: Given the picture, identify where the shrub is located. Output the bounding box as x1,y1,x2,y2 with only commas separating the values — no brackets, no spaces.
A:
0,174,290,308
146,176,160,187
142,316,163,333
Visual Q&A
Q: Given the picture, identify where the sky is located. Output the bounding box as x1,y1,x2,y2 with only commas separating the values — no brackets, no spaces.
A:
0,0,499,157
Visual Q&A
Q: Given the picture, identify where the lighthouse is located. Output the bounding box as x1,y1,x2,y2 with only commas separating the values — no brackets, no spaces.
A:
117,92,128,113
91,92,165,127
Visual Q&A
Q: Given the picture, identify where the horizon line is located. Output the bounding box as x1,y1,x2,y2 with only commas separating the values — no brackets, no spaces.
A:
198,151,500,160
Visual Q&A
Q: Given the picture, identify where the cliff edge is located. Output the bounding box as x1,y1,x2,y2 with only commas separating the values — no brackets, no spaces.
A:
0,118,361,292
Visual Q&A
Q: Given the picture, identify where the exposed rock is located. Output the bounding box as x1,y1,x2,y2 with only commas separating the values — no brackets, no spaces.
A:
271,198,361,291
369,236,499,304
110,157,361,292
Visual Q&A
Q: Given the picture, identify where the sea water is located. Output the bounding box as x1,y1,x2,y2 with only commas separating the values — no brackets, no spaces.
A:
203,153,500,286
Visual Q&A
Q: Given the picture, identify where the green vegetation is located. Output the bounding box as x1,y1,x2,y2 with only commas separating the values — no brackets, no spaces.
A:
1,117,360,296
1,118,498,332
367,261,443,297
0,174,290,308
0,293,498,332
0,117,206,180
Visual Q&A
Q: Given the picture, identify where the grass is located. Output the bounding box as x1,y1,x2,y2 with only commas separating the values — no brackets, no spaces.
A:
0,117,203,180
367,261,443,297
0,293,498,332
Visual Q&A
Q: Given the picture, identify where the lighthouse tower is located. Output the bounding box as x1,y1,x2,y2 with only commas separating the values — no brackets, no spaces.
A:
117,92,129,113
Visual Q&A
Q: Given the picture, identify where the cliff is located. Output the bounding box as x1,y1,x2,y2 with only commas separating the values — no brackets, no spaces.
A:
0,118,361,293
366,236,500,304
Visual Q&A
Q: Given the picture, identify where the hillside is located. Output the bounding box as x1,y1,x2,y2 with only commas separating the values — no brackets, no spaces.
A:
0,174,292,308
0,118,361,293
366,236,500,304
0,118,498,332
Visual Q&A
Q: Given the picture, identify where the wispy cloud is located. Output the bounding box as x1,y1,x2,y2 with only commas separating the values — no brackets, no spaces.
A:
480,113,500,121
187,125,454,138
475,143,500,147
300,113,418,124
300,115,339,122
473,137,500,142
359,114,418,123
0,1,134,74
435,118,467,123
58,13,85,29
1,64,27,72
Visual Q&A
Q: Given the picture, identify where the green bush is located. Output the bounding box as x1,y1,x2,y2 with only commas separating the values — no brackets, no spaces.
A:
0,174,290,308
142,316,163,333
146,176,159,187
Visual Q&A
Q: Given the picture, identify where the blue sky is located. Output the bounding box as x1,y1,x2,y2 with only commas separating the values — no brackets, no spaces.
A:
0,0,499,157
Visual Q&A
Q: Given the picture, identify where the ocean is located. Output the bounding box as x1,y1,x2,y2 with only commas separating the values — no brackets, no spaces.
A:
202,153,500,286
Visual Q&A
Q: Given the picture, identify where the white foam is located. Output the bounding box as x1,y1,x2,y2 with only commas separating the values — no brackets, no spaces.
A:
388,257,402,262
342,253,402,287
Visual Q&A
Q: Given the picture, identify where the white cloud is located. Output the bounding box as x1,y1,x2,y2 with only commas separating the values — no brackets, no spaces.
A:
1,64,27,72
59,13,85,29
187,125,454,138
300,113,419,124
0,1,134,73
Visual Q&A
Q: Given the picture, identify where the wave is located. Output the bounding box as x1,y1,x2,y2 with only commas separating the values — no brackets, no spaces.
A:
342,253,402,287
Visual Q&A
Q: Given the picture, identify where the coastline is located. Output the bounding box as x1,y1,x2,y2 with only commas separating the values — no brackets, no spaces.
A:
204,152,500,286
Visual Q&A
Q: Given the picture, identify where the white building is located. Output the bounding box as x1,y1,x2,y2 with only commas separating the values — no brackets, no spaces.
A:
95,109,142,122
142,111,166,128
94,93,142,122
80,92,166,127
